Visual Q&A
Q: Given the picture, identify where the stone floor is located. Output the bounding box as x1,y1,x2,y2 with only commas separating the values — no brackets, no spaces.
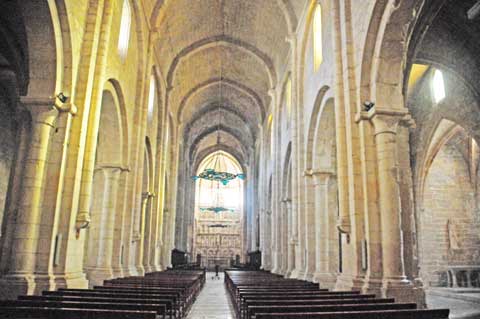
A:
427,289,480,319
186,272,235,319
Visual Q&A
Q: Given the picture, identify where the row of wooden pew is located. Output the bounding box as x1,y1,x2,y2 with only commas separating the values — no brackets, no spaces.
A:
0,269,206,318
225,270,450,319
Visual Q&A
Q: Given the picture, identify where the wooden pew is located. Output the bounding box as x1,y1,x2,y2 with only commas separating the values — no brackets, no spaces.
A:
0,307,157,319
45,289,181,318
0,300,167,318
19,295,174,318
254,309,450,319
247,303,417,319
0,269,204,319
224,270,450,319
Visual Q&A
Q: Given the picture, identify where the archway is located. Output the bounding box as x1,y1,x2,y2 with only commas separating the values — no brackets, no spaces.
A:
419,120,480,288
84,89,124,286
305,96,339,287
192,151,244,270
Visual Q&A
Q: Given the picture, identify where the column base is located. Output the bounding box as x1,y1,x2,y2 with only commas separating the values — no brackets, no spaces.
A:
0,272,88,299
0,274,36,299
120,265,140,277
313,272,338,289
289,269,304,279
143,265,153,274
111,266,125,279
270,267,281,275
135,265,145,276
85,267,114,287
149,264,162,273
303,270,315,282
361,277,384,297
284,268,294,278
381,278,425,305
335,273,366,292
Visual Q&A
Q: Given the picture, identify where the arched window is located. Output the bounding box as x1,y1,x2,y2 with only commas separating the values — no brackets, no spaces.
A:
118,0,131,61
432,69,446,103
147,74,156,120
313,3,323,71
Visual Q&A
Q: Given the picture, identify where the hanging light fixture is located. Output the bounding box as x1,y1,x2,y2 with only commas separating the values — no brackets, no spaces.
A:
199,174,234,213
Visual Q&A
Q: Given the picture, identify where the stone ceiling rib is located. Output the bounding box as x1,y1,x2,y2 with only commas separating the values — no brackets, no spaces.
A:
177,77,265,123
166,35,276,89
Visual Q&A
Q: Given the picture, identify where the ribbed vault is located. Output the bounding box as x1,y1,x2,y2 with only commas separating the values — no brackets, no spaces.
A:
150,0,308,161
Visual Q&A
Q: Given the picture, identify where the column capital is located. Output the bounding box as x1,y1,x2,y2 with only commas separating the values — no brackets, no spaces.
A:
366,107,411,135
19,96,58,126
20,96,77,115
94,164,125,173
304,168,335,179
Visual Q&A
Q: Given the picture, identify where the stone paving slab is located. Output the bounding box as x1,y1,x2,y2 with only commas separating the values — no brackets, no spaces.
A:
186,272,235,319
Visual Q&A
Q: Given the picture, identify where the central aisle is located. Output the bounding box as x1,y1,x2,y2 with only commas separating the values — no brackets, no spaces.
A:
186,272,235,319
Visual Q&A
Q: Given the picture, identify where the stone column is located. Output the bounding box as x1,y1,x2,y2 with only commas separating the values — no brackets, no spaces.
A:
262,210,272,270
312,169,337,287
271,200,282,274
143,192,156,274
285,199,295,277
368,108,414,301
302,170,316,281
161,209,171,268
134,191,154,275
0,97,62,297
85,167,121,286
111,168,130,278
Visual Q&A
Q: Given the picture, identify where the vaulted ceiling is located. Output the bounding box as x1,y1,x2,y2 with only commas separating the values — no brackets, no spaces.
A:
149,0,308,168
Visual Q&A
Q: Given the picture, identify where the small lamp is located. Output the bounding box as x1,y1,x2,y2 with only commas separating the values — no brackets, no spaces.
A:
75,211,91,238
363,101,375,111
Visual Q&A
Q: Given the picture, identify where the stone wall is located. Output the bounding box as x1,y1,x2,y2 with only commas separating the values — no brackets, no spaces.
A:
0,98,15,237
421,135,480,286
